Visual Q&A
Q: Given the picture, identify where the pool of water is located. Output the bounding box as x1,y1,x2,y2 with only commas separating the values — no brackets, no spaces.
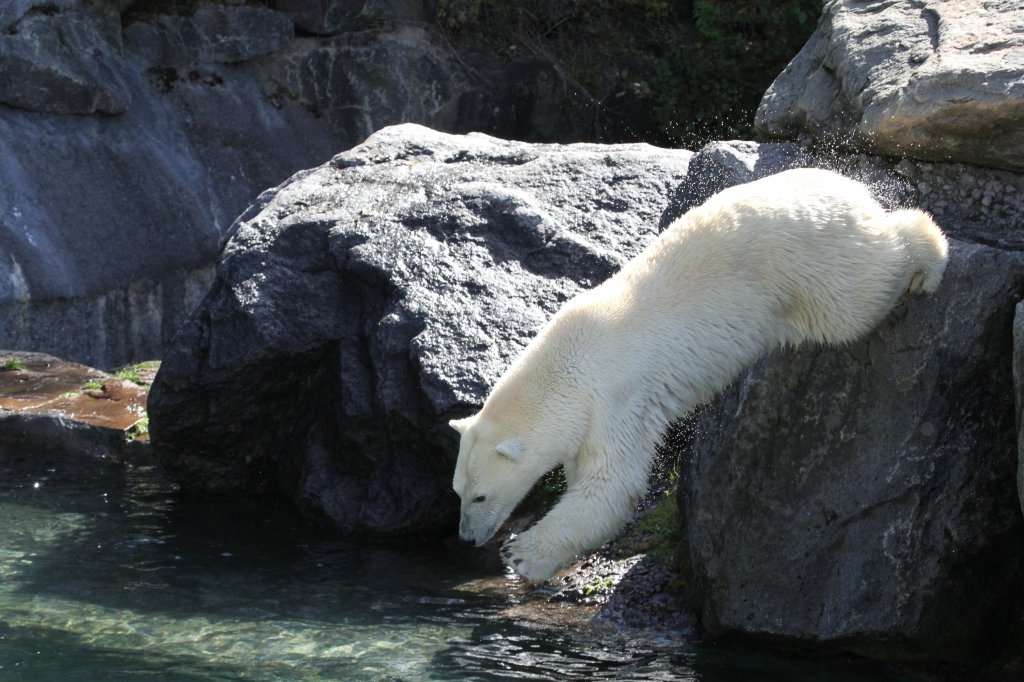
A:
0,443,917,681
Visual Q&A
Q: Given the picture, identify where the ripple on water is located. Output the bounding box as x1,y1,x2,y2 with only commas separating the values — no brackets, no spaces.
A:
0,444,916,681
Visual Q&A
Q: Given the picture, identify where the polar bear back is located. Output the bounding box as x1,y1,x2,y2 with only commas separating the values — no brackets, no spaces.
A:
633,168,945,347
569,167,948,416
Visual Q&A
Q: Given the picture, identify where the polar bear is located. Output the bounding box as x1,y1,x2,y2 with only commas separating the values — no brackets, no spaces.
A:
450,167,948,582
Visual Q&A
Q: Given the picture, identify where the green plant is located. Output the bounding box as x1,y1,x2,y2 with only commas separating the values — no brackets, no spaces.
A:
126,416,150,441
113,367,144,384
583,575,616,596
111,361,159,386
1,358,25,371
83,379,104,391
636,494,682,565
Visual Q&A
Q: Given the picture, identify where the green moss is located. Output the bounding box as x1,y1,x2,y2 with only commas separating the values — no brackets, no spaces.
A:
112,367,144,384
83,379,104,391
1,358,25,372
126,416,150,441
111,361,160,386
636,493,682,565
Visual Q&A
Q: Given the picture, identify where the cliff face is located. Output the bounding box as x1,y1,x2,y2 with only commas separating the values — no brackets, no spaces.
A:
0,0,577,368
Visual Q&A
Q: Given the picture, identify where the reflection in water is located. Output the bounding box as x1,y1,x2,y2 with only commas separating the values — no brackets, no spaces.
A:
0,444,913,681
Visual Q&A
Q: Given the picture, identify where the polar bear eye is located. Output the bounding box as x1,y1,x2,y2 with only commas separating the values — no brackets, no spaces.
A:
472,495,486,503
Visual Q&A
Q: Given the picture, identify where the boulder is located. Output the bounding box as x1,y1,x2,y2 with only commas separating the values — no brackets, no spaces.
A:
756,0,1024,173
675,144,1024,664
148,123,692,535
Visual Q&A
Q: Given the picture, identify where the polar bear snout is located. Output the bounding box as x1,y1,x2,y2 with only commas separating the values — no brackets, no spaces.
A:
458,515,474,543
459,510,499,546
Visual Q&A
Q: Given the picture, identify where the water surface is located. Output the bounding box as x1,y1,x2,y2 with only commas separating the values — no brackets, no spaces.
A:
0,444,915,681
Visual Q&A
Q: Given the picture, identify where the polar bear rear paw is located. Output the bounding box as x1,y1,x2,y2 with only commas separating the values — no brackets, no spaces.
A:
500,530,567,583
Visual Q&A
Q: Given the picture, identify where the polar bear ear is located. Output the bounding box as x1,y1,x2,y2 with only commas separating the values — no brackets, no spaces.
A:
495,438,526,462
449,416,477,434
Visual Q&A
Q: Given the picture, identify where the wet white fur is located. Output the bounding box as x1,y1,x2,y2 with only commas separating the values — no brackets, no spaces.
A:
451,168,949,582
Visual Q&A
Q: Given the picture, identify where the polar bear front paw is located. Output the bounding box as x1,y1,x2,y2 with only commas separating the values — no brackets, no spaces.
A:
500,530,568,583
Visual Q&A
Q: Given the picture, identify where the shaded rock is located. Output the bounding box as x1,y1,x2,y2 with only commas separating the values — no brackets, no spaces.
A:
149,123,691,535
272,0,428,35
674,194,1024,662
0,6,132,115
124,4,294,66
252,26,475,142
273,0,367,35
756,0,1024,172
0,1,80,31
1016,300,1024,518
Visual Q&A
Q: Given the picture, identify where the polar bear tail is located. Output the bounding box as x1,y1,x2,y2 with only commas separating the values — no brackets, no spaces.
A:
886,209,949,294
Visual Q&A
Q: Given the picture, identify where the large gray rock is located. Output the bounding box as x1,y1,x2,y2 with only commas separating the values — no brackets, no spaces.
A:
756,0,1024,172
148,123,691,534
0,1,591,368
676,146,1024,664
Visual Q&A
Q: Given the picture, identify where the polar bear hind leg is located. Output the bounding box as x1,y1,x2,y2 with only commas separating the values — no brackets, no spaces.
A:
886,209,949,293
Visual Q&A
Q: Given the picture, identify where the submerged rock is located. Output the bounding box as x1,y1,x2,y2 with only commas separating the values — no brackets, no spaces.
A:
756,0,1024,172
148,123,692,535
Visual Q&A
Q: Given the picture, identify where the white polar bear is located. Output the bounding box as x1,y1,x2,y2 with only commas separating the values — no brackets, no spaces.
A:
450,167,948,582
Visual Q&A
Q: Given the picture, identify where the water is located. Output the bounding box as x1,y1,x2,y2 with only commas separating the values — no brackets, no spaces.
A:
0,445,916,681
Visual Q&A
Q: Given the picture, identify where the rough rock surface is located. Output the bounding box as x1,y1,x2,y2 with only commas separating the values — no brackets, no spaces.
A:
148,123,691,534
0,0,592,368
756,0,1024,172
674,142,1024,665
1016,302,1024,519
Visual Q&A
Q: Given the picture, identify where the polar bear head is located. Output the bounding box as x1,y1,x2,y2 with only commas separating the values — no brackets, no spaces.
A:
449,397,586,546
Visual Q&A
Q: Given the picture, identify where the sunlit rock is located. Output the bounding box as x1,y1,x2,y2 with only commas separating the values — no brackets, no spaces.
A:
756,0,1024,172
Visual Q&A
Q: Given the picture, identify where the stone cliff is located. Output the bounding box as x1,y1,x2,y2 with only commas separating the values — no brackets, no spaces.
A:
0,0,580,368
